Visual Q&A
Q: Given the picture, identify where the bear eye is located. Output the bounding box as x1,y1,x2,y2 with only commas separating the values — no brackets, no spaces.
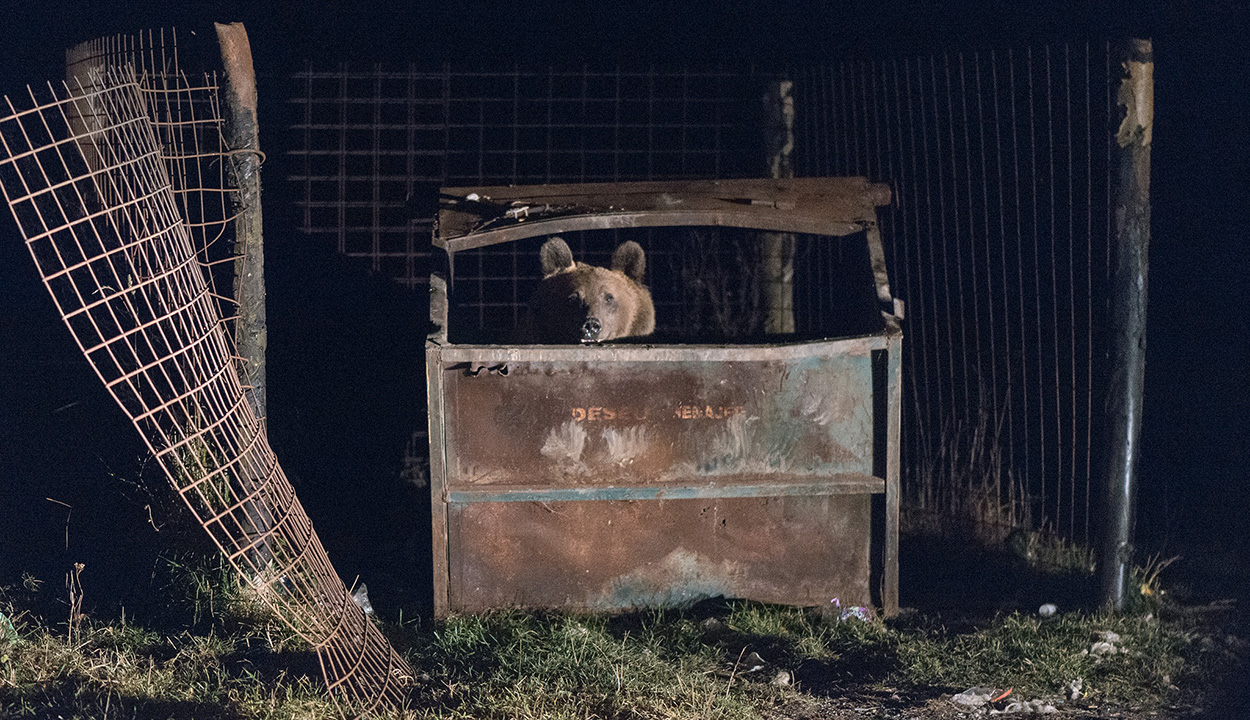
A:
604,292,615,304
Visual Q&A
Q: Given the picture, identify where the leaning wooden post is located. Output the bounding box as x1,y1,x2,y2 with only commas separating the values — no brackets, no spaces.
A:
216,22,272,568
761,77,795,334
215,22,267,420
1098,38,1152,611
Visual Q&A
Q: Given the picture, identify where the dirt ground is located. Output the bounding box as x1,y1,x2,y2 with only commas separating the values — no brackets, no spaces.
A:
767,693,1189,719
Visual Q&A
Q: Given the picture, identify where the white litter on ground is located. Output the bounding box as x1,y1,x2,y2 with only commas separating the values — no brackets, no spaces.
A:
991,698,1059,714
950,686,999,707
1087,629,1123,658
950,686,1063,714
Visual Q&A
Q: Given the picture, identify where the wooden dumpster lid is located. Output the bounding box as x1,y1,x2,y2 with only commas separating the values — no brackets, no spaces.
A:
435,177,892,252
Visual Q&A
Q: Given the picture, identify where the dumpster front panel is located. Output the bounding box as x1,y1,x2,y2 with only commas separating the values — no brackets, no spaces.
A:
435,343,883,611
447,494,873,612
443,350,874,489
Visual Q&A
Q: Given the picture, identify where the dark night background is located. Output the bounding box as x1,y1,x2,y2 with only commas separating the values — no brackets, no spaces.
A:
1,0,1247,621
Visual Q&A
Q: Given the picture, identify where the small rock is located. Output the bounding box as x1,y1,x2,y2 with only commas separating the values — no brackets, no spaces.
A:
351,583,375,616
741,651,766,673
700,617,728,639
771,669,792,686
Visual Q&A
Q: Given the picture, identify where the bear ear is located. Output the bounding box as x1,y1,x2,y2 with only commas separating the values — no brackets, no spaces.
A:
611,241,646,282
540,237,576,276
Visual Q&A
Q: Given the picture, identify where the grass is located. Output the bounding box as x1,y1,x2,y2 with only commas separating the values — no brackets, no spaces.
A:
403,609,774,719
1,544,1245,719
0,555,331,720
0,612,335,719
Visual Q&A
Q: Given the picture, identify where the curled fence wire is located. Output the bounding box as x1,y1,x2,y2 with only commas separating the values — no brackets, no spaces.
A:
66,29,244,369
0,60,411,718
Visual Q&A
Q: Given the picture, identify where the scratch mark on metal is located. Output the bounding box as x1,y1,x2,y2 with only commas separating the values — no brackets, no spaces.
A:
541,420,588,470
602,425,649,467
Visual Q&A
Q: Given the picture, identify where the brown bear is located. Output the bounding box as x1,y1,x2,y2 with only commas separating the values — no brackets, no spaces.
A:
517,237,655,343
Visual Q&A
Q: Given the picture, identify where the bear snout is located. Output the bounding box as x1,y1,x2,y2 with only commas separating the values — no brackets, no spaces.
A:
580,316,603,342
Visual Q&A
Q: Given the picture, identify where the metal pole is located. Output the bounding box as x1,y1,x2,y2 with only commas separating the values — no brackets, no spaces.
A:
1098,38,1152,610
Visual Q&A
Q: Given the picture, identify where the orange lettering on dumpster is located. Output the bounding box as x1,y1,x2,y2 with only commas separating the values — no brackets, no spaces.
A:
673,404,745,420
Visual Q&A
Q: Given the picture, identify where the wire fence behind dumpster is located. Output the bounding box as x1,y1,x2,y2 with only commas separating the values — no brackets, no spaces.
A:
288,63,772,289
289,46,1126,546
795,44,1118,542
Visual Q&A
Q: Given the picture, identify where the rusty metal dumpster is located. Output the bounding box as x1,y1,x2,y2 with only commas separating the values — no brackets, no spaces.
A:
427,178,901,616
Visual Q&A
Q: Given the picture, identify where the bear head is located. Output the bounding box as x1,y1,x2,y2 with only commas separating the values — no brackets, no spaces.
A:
519,237,656,343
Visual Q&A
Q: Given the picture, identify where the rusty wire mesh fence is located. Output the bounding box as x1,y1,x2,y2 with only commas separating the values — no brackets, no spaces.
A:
290,48,1122,547
1,36,410,717
65,29,244,342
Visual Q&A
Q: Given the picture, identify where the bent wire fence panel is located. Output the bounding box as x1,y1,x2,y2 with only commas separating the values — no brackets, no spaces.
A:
66,29,244,343
0,66,411,717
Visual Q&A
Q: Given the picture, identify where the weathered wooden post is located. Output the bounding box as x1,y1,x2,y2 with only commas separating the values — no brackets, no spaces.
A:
64,47,104,177
1099,38,1153,610
762,77,795,334
215,22,267,420
216,22,272,566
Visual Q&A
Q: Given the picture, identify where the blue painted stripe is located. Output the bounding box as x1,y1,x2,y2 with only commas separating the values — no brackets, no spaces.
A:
447,474,884,503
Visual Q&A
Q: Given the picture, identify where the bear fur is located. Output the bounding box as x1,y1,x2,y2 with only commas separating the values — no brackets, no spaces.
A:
517,237,655,343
